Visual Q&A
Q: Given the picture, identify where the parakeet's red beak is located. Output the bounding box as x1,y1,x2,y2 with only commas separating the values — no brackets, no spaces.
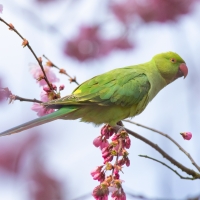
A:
179,63,188,78
175,63,188,79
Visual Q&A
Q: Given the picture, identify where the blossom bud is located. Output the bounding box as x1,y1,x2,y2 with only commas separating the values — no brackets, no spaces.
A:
59,84,65,91
9,23,14,30
38,57,42,63
112,134,119,141
59,68,66,74
125,137,131,149
102,150,110,159
93,136,102,147
101,146,109,154
22,39,28,47
91,166,103,177
180,132,192,140
92,185,109,200
103,155,113,164
125,158,130,167
46,61,53,67
43,85,51,92
100,140,109,150
52,84,57,91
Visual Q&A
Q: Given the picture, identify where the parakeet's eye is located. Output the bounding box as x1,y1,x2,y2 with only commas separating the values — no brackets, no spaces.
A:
170,58,176,63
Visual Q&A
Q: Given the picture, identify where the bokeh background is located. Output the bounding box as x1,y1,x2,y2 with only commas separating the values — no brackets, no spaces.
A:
0,0,200,199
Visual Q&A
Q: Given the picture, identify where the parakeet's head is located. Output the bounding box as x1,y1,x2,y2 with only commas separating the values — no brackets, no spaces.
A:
153,52,188,84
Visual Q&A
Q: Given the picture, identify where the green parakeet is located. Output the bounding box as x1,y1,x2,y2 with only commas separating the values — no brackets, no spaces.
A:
0,51,188,136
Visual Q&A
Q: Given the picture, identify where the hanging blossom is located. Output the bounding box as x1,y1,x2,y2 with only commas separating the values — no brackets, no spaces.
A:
30,64,59,86
180,132,192,140
92,125,130,200
0,4,3,14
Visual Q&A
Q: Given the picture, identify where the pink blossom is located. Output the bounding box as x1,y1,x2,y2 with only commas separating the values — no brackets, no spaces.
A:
112,134,120,141
52,84,57,91
118,159,126,166
103,155,113,164
101,146,109,154
0,4,3,14
93,136,109,149
30,64,59,86
93,185,109,200
93,172,105,182
93,136,102,147
125,137,131,149
64,26,133,61
64,26,100,61
0,87,12,102
111,187,126,200
114,173,120,180
104,37,133,52
100,140,109,150
59,84,65,91
114,168,119,175
91,166,105,182
102,150,110,159
125,158,130,167
40,90,49,102
43,85,51,92
180,132,192,140
31,103,55,117
110,0,196,24
101,125,115,139
91,166,103,177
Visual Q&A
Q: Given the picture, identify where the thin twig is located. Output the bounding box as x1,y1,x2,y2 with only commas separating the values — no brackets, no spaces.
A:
14,95,42,103
123,119,200,172
113,125,200,179
139,155,195,180
0,17,54,91
43,55,79,85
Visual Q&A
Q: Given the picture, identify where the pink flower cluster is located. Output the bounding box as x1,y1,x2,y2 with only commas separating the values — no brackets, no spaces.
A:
30,64,65,116
0,85,12,103
92,125,130,200
30,64,59,86
111,0,197,23
64,26,133,61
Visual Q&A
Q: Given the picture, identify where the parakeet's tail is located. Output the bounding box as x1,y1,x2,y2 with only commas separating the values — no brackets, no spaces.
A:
0,106,77,137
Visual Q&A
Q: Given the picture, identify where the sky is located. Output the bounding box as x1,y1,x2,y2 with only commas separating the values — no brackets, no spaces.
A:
0,1,200,200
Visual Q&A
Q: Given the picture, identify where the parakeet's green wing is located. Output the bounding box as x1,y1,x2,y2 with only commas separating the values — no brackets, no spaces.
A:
44,66,151,108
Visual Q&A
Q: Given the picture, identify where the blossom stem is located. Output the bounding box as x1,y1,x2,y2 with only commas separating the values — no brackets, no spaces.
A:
0,17,54,91
139,155,196,180
14,95,43,103
43,55,79,85
122,126,200,179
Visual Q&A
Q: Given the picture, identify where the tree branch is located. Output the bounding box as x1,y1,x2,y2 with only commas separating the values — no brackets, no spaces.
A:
113,125,200,179
0,17,54,91
123,119,200,172
139,155,195,180
13,95,42,103
43,55,79,85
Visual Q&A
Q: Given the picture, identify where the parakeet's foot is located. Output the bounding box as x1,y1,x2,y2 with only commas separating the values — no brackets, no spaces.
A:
112,121,126,134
